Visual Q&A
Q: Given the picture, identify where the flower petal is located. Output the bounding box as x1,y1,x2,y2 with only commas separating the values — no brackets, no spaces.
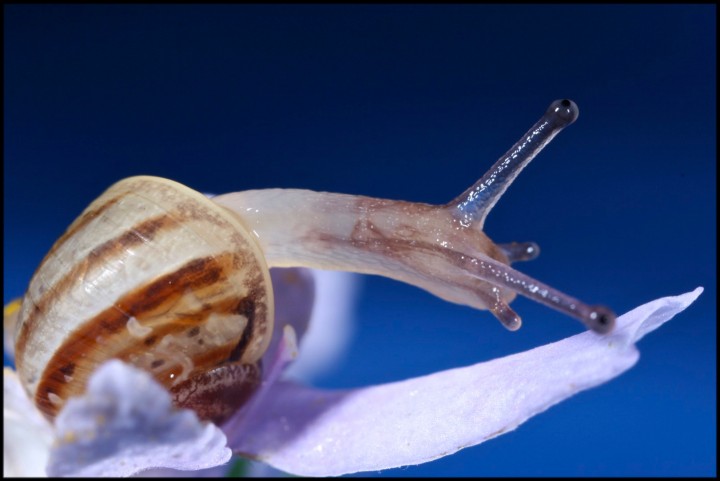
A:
283,269,359,383
222,323,299,442
3,368,54,477
230,288,703,476
263,268,315,368
47,360,231,477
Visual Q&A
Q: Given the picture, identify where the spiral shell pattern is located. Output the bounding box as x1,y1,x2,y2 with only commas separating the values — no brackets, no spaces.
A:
14,176,274,419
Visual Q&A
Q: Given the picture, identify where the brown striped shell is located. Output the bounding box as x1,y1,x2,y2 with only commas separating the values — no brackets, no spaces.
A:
14,176,274,424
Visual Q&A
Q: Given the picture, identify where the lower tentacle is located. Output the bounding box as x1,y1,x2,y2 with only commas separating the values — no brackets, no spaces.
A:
498,242,540,263
455,252,615,333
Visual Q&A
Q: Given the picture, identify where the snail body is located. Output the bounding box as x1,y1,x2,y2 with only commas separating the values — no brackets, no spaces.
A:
10,99,616,424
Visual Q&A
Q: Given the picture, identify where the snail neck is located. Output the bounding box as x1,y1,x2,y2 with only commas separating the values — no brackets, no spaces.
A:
213,189,613,333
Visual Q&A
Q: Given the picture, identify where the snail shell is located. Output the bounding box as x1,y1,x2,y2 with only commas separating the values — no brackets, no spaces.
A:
14,176,274,423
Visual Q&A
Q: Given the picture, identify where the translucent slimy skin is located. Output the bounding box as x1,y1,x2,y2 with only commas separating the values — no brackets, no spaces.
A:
214,99,615,334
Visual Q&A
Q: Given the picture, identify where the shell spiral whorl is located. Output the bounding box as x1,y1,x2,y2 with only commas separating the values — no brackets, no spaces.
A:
14,176,274,421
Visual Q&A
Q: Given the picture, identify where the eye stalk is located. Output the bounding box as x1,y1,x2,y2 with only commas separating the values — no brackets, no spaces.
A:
498,242,541,263
451,98,582,229
215,99,617,334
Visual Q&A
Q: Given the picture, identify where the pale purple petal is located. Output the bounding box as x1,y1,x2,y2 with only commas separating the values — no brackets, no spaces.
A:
283,270,359,383
218,268,358,454
3,368,54,477
47,360,231,477
263,268,315,368
222,324,299,443
221,267,311,437
231,288,703,476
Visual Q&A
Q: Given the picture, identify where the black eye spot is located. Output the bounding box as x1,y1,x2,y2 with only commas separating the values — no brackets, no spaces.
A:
589,305,616,334
546,99,579,126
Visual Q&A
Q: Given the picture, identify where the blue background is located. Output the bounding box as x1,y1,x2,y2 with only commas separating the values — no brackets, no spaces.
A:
4,5,715,477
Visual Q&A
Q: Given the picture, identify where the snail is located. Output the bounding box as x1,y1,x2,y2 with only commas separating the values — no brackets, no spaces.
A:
8,99,616,426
